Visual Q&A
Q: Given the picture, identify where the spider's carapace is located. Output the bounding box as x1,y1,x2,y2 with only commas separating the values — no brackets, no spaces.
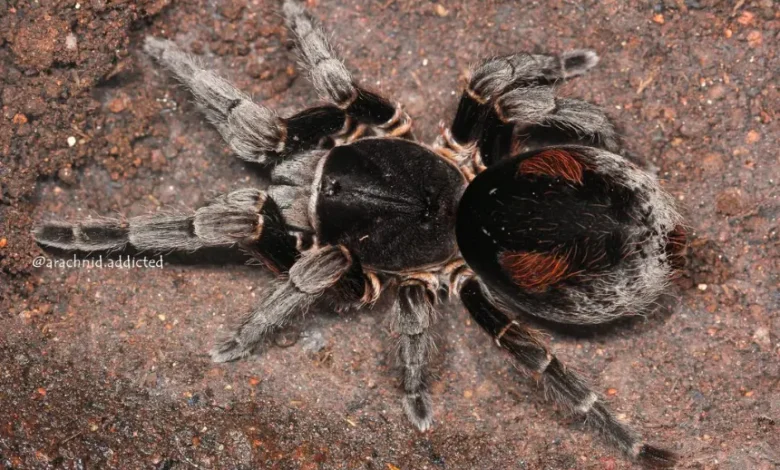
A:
316,138,465,272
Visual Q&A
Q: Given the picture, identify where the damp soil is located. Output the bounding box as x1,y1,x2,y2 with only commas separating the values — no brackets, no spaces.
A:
1,1,778,469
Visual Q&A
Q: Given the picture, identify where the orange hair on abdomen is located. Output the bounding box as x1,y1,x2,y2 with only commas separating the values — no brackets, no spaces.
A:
499,250,573,292
665,225,688,270
517,149,585,184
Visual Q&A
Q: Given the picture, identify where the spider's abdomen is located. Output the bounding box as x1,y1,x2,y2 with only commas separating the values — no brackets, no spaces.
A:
314,138,466,272
457,147,683,324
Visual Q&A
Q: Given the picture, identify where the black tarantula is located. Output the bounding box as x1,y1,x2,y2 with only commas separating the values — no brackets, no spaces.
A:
35,1,687,466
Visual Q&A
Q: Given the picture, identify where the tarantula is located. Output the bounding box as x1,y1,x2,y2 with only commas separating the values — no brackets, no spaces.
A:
35,1,686,466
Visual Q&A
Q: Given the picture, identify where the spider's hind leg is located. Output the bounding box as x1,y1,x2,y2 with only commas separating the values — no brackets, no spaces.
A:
457,277,678,468
509,97,620,155
439,50,618,173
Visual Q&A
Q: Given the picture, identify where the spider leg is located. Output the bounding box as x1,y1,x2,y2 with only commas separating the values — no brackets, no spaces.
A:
282,0,413,138
144,37,358,164
392,275,438,431
211,244,377,362
34,188,298,272
457,276,678,468
439,50,615,170
145,37,283,164
498,96,620,155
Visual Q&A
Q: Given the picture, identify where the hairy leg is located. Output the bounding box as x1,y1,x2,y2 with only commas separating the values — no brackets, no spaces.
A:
438,49,615,171
146,37,365,163
34,188,299,272
211,245,375,362
145,37,285,163
35,189,262,252
392,276,438,430
513,98,619,153
458,277,677,468
282,0,412,138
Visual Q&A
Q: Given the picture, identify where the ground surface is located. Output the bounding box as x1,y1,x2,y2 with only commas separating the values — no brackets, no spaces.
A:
1,0,778,469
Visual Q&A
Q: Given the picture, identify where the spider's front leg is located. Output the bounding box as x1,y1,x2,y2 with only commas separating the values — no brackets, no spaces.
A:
211,245,379,362
144,37,355,164
391,274,438,430
146,4,412,168
437,50,618,174
34,188,298,273
282,0,413,140
456,276,678,468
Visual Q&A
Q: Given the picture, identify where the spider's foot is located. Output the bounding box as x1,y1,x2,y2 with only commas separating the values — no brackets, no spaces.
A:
636,444,678,469
402,392,433,431
210,336,251,363
561,49,600,78
142,36,170,61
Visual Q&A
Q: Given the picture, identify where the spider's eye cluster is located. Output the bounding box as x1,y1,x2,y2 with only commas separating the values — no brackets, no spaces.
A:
456,148,635,299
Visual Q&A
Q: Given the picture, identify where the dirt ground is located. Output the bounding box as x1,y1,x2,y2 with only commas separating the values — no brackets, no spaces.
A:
1,0,777,469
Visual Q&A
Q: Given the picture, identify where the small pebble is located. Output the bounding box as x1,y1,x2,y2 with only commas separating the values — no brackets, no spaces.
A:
746,30,762,48
108,95,128,113
737,11,755,26
67,136,76,147
697,284,708,291
274,329,299,348
715,188,746,216
752,327,770,348
65,33,78,50
301,329,326,353
58,165,76,185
